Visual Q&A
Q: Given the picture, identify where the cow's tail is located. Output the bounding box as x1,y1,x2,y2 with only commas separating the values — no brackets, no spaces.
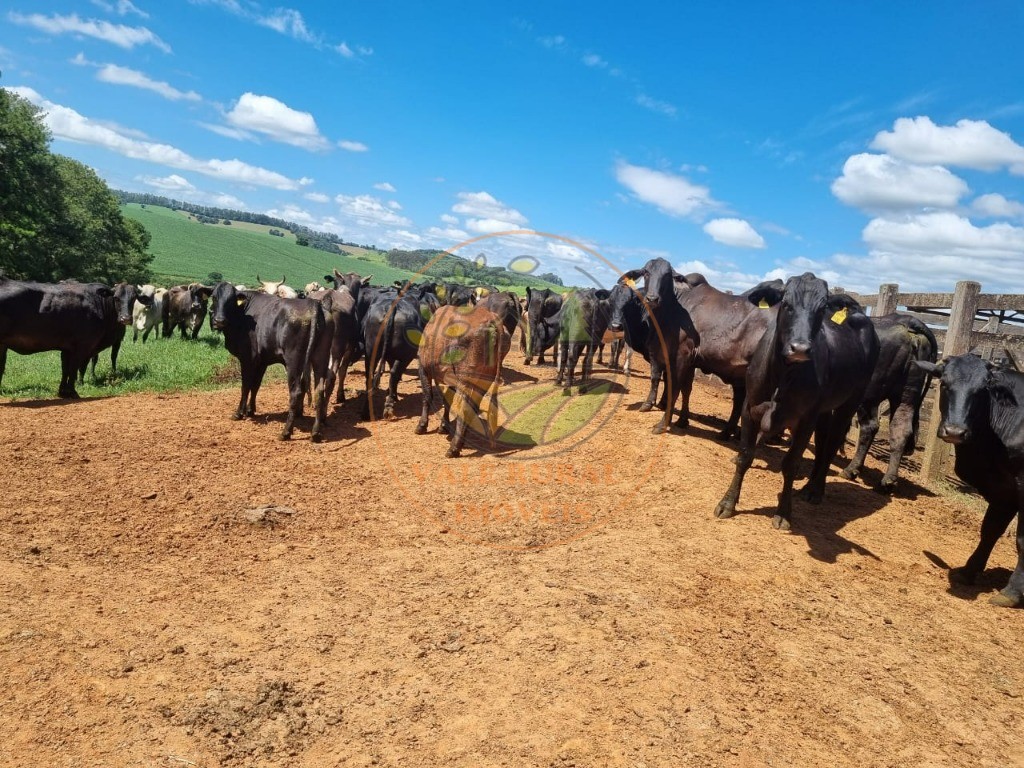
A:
372,301,396,391
302,304,324,406
905,316,939,456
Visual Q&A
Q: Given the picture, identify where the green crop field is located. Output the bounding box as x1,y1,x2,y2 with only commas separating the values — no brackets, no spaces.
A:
122,204,418,288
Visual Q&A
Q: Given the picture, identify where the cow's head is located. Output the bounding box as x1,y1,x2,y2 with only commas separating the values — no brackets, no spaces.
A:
915,354,1016,444
210,281,248,330
112,282,142,324
774,272,853,363
525,287,562,356
620,257,678,312
186,283,213,312
257,274,285,295
608,280,640,332
744,279,785,307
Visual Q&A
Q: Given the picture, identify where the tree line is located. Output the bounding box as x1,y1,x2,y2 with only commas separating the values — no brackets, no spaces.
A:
0,86,152,284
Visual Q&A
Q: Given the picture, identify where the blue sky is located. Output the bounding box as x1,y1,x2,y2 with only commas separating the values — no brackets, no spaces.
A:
3,1,1024,292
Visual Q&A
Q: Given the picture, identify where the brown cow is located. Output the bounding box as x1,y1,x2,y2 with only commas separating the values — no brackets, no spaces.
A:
415,304,512,458
163,283,212,339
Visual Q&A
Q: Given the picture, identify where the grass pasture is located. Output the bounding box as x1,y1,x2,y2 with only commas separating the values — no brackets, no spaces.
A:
0,328,261,401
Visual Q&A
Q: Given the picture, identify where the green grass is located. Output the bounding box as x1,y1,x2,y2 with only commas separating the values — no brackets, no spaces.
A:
122,203,419,288
0,328,275,401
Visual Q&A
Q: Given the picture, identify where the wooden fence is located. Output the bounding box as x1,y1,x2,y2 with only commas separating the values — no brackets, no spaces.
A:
847,281,1024,484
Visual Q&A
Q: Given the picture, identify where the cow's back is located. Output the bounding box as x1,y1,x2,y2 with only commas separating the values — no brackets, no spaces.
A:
0,280,106,353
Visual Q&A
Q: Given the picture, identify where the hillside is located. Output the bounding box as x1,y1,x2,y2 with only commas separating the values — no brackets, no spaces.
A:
122,204,567,294
121,204,419,288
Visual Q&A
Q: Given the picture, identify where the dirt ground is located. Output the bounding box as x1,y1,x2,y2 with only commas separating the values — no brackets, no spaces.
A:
1,350,1021,768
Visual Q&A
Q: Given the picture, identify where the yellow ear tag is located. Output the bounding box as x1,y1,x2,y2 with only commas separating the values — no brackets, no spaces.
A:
436,286,446,299
758,298,770,309
236,296,246,306
624,277,636,288
831,307,848,324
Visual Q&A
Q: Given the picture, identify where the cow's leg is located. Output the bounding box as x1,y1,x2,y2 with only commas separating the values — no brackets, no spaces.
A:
310,371,328,443
951,503,1017,585
110,337,122,376
623,346,632,379
596,342,604,365
563,342,582,394
674,358,695,429
714,401,765,519
719,382,746,441
247,364,266,416
382,359,407,420
439,386,454,436
799,413,835,503
233,364,252,419
773,418,817,530
335,347,354,404
133,327,139,343
639,356,663,413
415,366,432,434
992,507,1024,608
580,343,596,393
879,398,915,491
447,388,471,458
280,368,302,440
58,351,80,398
840,404,876,481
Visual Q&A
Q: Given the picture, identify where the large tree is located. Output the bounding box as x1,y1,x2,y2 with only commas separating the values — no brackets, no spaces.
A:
0,86,152,283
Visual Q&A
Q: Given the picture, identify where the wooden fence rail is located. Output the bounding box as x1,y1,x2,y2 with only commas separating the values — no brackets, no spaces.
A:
846,281,1024,485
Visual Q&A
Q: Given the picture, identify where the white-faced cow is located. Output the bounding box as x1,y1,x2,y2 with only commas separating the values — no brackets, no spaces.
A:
416,303,512,457
916,354,1024,607
209,282,331,441
714,273,879,530
257,274,299,299
132,284,166,343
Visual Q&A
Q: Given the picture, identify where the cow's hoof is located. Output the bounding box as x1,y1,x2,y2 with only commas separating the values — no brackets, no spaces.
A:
231,412,244,421
652,423,671,434
772,515,792,531
445,447,461,458
948,567,978,585
875,481,897,495
579,384,590,394
414,423,428,435
798,486,823,504
989,591,1022,608
383,410,396,421
523,359,532,366
638,402,653,413
279,433,291,441
713,501,736,519
310,431,323,443
675,419,689,430
840,467,859,480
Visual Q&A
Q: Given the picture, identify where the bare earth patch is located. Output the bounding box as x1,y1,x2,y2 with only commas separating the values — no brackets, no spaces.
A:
0,353,1020,768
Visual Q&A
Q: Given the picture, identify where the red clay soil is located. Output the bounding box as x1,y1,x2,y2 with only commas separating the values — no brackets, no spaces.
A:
1,352,1021,768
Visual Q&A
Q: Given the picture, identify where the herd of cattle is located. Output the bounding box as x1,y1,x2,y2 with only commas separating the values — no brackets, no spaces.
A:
0,260,1021,608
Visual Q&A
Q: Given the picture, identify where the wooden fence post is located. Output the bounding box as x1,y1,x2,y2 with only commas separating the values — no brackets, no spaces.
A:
876,283,899,316
920,280,981,484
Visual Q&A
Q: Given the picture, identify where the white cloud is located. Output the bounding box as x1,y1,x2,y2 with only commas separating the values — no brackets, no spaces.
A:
266,204,315,225
138,173,195,193
8,12,169,52
257,8,315,42
539,35,566,49
335,194,412,227
440,213,459,225
703,218,766,249
452,191,529,231
72,55,201,102
425,225,470,243
971,193,1024,220
10,86,306,190
198,122,252,141
336,42,354,57
614,161,717,218
582,53,606,68
863,211,1024,257
871,116,1024,174
635,94,677,118
91,0,149,18
831,153,968,212
303,192,330,203
225,93,330,151
338,139,368,152
373,181,396,192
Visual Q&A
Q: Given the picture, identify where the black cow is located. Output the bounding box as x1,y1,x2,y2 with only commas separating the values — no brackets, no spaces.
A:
0,279,144,398
478,291,522,339
675,272,777,439
209,282,331,441
556,288,611,394
524,287,563,365
307,282,362,405
840,314,938,491
163,283,213,340
714,273,879,529
916,354,1024,607
78,282,148,382
361,289,425,419
618,259,700,433
437,282,475,307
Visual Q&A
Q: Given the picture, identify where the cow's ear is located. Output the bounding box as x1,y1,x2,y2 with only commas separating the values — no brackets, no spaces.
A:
987,376,1019,407
914,360,944,375
98,286,114,298
595,289,610,300
619,269,645,286
362,275,373,286
198,286,213,299
747,285,783,307
827,293,863,313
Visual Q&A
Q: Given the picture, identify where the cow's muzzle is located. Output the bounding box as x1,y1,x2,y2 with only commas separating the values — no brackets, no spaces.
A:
609,321,623,332
644,295,660,310
211,316,226,331
783,341,811,363
118,314,132,325
938,423,969,445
